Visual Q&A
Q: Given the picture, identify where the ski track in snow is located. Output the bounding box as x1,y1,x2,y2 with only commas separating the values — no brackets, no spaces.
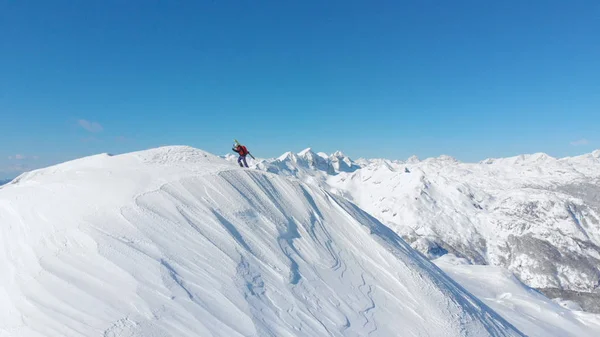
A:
0,146,525,337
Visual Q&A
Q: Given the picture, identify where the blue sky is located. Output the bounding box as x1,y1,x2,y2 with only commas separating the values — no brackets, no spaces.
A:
1,1,599,177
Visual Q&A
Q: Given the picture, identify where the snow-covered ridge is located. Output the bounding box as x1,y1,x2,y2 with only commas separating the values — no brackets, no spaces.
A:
254,148,600,313
482,150,600,166
0,146,523,336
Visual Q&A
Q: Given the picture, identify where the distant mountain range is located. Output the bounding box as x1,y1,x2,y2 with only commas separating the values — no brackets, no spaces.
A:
247,148,600,313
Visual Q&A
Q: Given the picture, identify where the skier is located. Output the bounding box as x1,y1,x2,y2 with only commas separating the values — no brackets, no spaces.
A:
233,143,251,168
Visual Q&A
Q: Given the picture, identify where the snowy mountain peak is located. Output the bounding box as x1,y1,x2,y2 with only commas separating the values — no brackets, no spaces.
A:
437,154,460,163
317,152,329,159
523,152,555,163
296,148,330,171
593,149,600,158
329,151,359,173
480,152,557,165
222,153,238,161
297,147,314,156
136,145,224,165
0,146,525,337
407,155,420,163
297,148,319,161
277,151,298,162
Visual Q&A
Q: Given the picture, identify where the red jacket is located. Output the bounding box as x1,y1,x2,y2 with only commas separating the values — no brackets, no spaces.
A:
234,145,249,156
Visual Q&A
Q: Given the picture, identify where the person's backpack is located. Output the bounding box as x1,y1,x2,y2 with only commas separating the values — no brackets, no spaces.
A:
239,145,249,156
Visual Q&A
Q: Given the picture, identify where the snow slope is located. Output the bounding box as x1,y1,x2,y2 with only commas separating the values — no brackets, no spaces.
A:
0,146,522,337
435,255,600,337
255,148,600,312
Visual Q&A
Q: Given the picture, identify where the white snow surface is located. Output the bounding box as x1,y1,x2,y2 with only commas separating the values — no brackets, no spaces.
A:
255,149,600,299
435,255,600,337
0,146,522,337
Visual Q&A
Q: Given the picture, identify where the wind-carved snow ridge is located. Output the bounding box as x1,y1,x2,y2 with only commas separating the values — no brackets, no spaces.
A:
255,148,600,315
0,146,523,337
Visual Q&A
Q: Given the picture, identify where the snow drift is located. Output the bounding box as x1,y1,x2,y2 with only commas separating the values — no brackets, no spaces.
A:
0,146,521,337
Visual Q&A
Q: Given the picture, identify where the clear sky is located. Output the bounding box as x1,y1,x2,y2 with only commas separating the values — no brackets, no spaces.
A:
1,0,599,177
